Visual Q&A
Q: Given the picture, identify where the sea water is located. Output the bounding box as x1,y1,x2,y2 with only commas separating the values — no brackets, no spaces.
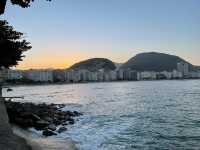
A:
4,80,200,150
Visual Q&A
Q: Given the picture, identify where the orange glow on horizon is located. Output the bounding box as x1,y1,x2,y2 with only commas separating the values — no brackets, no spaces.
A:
16,58,78,70
15,50,200,70
15,50,99,70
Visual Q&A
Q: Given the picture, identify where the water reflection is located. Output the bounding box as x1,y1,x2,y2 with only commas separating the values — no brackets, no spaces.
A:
4,80,200,150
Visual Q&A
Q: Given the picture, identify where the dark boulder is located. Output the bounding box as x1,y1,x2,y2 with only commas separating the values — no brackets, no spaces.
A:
43,117,53,123
15,118,34,128
66,118,75,124
53,119,62,126
68,119,75,125
30,114,41,121
42,129,57,137
48,124,56,131
73,111,82,116
35,120,49,130
57,126,67,133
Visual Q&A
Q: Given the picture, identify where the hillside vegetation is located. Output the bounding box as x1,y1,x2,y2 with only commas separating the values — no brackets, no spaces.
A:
69,58,116,72
120,52,194,72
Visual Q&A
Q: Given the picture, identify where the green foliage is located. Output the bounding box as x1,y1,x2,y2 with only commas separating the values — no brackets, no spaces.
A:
0,20,31,68
0,0,51,15
121,52,195,72
70,58,116,72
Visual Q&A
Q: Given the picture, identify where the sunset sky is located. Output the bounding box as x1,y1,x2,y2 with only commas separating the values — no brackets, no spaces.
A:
1,0,200,69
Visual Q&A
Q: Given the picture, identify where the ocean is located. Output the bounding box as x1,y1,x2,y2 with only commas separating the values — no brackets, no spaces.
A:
4,80,200,150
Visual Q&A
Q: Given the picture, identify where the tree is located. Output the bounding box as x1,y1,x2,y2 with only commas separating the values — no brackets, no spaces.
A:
0,20,31,96
0,20,31,68
0,0,51,15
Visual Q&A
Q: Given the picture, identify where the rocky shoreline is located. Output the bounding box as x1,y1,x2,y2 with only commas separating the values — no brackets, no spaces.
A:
0,100,31,150
5,101,82,137
12,125,78,150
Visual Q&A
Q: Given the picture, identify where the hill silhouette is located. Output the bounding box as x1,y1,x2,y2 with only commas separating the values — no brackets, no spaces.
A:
69,58,116,72
120,52,194,72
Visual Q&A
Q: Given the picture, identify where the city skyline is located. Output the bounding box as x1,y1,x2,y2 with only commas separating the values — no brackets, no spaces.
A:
1,0,200,69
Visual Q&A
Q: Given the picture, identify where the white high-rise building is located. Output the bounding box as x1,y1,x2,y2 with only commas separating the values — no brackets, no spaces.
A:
64,69,74,82
97,71,104,81
140,71,157,80
189,72,199,78
117,70,124,80
172,70,183,79
5,69,23,80
108,71,117,81
64,69,81,82
90,72,98,81
177,62,189,77
160,71,173,79
24,69,53,82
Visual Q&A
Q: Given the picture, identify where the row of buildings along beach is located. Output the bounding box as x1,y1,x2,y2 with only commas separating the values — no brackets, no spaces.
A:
2,62,200,83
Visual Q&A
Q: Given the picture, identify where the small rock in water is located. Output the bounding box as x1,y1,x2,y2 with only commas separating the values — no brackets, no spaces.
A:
57,104,66,109
7,88,13,92
62,122,68,126
43,129,57,136
48,124,57,131
35,120,50,130
57,126,67,133
69,120,75,125
66,118,75,125
73,111,82,116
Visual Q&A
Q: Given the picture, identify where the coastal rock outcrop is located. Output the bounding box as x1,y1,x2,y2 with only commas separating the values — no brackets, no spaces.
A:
5,101,82,137
57,126,67,133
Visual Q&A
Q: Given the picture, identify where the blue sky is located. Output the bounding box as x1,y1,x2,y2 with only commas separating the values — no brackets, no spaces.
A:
1,0,200,68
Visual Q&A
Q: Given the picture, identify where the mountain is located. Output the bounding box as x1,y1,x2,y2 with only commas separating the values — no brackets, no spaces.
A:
120,52,195,72
69,58,116,72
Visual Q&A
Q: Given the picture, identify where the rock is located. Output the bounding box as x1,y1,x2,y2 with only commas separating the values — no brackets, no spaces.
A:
65,111,74,116
35,120,49,130
68,119,75,125
57,104,66,109
73,111,82,116
57,127,67,133
66,118,75,124
30,114,41,121
7,88,13,92
48,124,56,131
53,119,62,125
15,118,34,127
43,117,53,123
42,129,57,136
4,101,82,133
58,113,66,120
62,122,68,126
